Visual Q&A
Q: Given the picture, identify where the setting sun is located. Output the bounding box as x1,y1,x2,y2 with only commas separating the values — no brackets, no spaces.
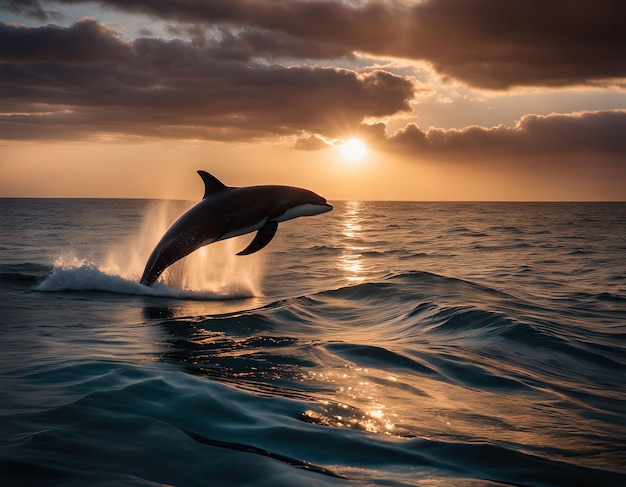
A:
339,138,367,162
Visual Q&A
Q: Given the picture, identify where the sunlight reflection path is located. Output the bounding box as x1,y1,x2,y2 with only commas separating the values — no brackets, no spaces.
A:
301,366,398,435
338,201,366,283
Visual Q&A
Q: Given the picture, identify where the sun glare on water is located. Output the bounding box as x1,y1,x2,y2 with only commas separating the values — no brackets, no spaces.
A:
340,138,367,162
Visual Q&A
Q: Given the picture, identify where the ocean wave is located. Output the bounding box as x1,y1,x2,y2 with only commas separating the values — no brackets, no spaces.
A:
157,271,626,413
30,261,626,381
5,361,624,487
0,263,50,287
8,261,626,480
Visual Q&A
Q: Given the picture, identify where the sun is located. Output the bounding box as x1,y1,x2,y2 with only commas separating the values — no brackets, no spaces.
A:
339,138,367,162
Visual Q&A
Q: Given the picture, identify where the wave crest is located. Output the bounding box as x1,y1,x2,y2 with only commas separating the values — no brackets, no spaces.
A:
35,255,255,300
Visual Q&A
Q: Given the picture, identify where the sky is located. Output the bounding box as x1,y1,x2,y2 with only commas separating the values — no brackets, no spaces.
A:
1,0,625,201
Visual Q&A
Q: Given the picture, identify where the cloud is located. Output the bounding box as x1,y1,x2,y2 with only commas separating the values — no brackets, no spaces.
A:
0,0,59,20
2,5,623,166
0,17,131,63
372,110,626,158
0,19,417,141
4,16,620,164
173,25,354,61
4,0,624,89
294,134,334,151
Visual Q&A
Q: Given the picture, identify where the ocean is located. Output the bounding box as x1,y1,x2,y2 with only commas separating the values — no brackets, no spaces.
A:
0,198,625,486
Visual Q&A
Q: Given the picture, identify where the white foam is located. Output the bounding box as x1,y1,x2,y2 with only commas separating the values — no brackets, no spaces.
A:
35,259,252,299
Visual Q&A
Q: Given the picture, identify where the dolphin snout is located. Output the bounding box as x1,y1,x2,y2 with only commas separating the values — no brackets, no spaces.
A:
318,202,333,214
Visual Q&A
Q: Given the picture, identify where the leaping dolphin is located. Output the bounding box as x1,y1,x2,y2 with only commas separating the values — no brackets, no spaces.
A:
140,170,333,286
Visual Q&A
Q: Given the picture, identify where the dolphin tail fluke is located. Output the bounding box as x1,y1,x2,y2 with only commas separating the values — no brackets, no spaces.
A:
237,221,278,256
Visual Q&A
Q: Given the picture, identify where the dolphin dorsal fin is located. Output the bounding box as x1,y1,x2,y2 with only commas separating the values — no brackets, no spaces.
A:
197,170,228,199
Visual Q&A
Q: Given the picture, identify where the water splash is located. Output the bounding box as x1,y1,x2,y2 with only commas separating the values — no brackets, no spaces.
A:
102,199,184,284
37,201,264,298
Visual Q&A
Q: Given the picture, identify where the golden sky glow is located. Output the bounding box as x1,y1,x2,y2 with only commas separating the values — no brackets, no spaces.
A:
1,1,625,200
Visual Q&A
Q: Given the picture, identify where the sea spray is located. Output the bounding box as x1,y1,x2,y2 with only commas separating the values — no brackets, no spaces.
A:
102,199,186,283
160,239,263,296
38,200,264,298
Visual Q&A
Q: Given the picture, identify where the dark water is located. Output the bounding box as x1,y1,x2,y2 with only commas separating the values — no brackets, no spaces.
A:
1,199,625,486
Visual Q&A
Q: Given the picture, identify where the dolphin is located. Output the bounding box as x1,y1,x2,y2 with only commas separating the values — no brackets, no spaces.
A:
140,170,333,286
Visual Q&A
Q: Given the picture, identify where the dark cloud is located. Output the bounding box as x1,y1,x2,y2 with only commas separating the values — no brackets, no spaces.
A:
372,110,626,157
206,26,353,62
2,4,624,158
4,0,624,89
160,24,352,60
0,18,131,63
0,0,60,20
407,0,626,89
3,19,621,160
0,19,417,141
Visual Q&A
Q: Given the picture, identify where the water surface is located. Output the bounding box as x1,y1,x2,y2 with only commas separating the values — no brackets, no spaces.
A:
1,199,625,486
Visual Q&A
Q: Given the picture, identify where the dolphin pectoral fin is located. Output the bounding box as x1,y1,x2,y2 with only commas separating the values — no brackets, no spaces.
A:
237,221,278,256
